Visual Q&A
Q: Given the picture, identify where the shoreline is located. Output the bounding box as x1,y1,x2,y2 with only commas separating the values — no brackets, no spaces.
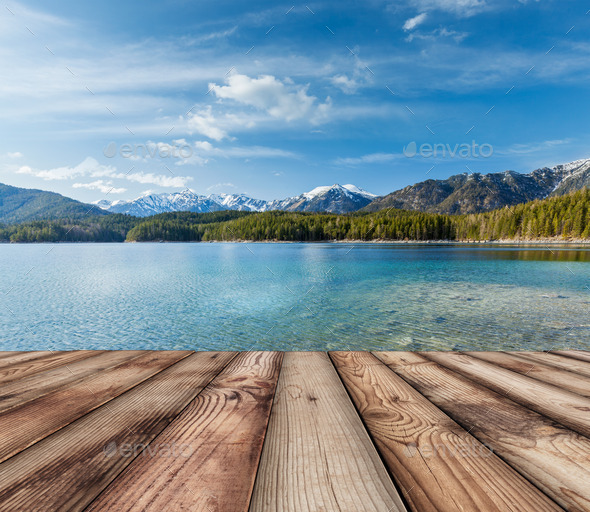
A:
2,238,590,245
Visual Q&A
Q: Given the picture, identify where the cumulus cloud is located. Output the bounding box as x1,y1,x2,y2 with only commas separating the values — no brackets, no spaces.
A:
186,106,229,141
209,73,331,122
404,13,428,31
16,156,192,188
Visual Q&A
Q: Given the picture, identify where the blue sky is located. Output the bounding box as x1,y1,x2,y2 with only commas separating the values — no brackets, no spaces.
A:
0,0,589,202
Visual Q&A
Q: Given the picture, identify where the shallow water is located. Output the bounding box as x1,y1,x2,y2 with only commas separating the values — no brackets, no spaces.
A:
0,243,588,351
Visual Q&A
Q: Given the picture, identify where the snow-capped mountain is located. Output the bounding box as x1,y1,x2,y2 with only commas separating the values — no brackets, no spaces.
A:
95,184,376,217
364,158,590,214
266,184,376,213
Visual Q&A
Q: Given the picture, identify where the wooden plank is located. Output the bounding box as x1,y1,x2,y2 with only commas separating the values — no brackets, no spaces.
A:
331,352,561,512
0,351,53,369
0,350,100,385
86,351,282,512
512,351,590,378
0,350,190,463
250,352,406,512
422,351,590,438
0,350,146,413
0,352,236,512
0,352,24,360
374,351,590,511
551,349,590,363
465,351,590,398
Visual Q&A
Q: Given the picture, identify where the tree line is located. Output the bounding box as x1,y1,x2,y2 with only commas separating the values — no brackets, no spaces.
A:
1,188,589,243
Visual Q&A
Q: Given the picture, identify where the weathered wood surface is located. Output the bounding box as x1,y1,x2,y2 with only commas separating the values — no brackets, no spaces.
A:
464,350,590,398
87,351,283,512
332,351,561,512
0,351,51,368
250,352,406,512
0,352,235,512
0,350,190,463
0,350,145,413
0,349,589,511
513,351,590,378
551,349,590,363
375,351,590,511
0,350,99,385
422,351,590,437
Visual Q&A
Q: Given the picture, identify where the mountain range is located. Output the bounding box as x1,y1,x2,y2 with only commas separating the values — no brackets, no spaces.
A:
95,184,377,216
1,158,589,223
363,158,590,214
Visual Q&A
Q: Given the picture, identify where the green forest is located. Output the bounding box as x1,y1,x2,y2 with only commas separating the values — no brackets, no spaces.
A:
1,188,589,243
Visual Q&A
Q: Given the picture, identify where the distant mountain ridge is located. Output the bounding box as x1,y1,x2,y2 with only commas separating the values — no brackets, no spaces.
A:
0,183,108,224
3,158,590,224
363,158,590,214
96,184,376,216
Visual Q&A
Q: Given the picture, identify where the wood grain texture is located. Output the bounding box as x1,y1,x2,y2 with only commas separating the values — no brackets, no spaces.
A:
0,350,190,463
0,352,236,512
464,351,590,398
551,350,590,364
0,351,53,369
0,352,24,360
0,350,100,385
250,352,406,512
331,351,560,512
87,351,283,512
374,351,590,511
0,350,145,413
422,351,590,438
514,351,590,378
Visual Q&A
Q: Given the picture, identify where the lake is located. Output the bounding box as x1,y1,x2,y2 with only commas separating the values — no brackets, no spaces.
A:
0,243,589,351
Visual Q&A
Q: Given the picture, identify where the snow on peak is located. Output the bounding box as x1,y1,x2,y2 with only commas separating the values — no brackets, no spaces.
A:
342,184,376,198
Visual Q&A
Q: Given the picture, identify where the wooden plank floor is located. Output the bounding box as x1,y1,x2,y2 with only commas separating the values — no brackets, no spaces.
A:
0,350,589,511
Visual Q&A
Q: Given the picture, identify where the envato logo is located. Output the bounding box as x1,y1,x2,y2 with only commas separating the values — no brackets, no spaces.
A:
103,441,194,458
403,441,494,459
103,141,193,160
403,141,493,159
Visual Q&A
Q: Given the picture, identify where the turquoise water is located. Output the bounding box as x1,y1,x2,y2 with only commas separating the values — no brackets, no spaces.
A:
0,243,588,351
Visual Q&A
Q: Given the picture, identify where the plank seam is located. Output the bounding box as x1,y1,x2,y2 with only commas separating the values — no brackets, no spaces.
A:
0,351,194,466
246,351,286,512
327,351,413,512
80,351,241,512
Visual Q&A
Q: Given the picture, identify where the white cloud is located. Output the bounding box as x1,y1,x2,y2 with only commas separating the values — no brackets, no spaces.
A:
120,171,191,188
500,138,573,155
5,152,23,159
406,27,468,42
209,73,331,122
206,182,237,192
16,157,115,181
330,74,360,94
16,156,192,188
186,106,229,141
72,180,127,194
193,142,298,159
334,152,403,166
409,0,487,16
404,13,428,31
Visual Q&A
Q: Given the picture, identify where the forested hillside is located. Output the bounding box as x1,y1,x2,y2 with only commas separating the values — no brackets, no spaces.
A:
1,188,588,242
0,183,109,224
